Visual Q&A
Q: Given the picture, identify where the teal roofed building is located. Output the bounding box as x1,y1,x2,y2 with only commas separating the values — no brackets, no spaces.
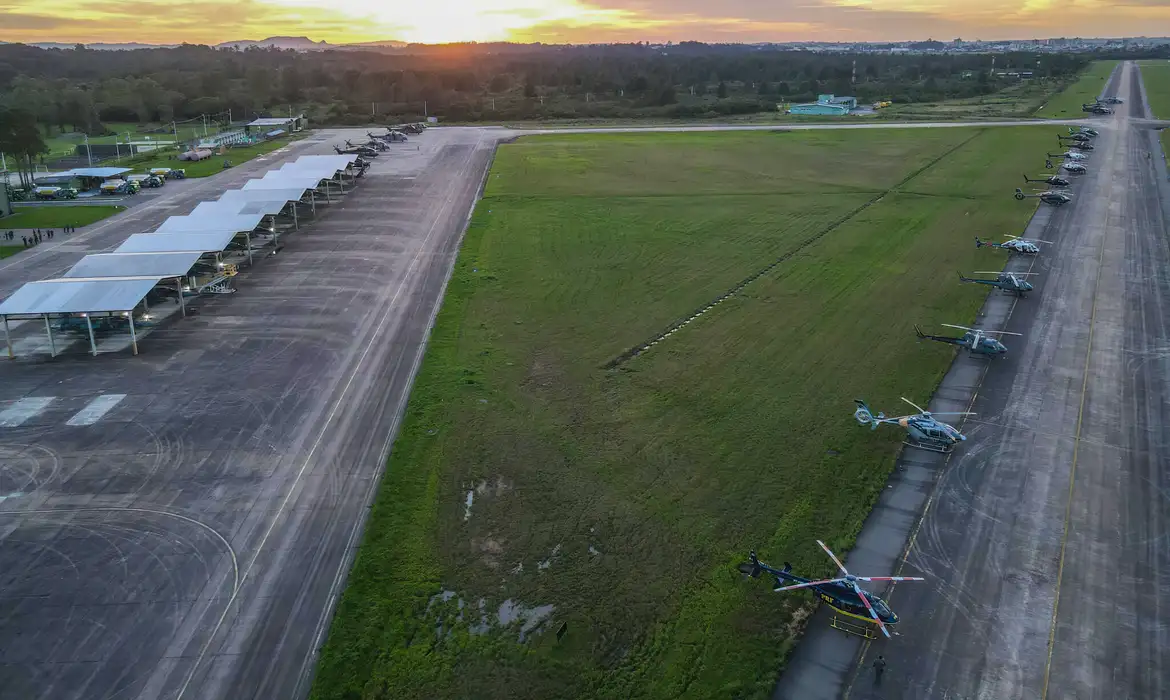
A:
786,94,858,116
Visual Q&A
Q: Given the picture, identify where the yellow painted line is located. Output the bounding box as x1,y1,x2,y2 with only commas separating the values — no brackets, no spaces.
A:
1040,169,1110,700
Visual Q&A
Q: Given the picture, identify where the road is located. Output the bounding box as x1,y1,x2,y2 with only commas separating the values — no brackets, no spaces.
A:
0,127,499,700
777,60,1170,700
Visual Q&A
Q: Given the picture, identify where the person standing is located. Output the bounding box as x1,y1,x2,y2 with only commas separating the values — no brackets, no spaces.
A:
21,236,28,247
872,655,887,686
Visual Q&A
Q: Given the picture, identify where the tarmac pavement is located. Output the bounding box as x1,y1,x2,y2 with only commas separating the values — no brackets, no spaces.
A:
775,60,1170,700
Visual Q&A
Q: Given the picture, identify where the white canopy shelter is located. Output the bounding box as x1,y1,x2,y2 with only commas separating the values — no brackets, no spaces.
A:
156,212,266,234
0,276,163,357
64,251,206,280
117,231,239,254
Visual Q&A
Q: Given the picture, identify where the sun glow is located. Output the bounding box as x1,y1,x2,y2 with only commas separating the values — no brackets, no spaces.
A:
259,0,628,44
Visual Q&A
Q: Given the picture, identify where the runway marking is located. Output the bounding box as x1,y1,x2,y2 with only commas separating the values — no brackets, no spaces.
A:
174,132,488,700
0,396,55,427
1040,91,1118,700
65,394,126,426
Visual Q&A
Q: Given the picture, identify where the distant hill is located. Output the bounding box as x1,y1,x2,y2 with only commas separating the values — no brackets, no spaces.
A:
27,42,178,51
215,36,333,51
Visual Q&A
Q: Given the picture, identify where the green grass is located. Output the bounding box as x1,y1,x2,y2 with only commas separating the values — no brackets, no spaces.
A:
883,78,1076,120
1,205,123,230
311,126,1052,700
1036,61,1120,118
43,121,214,159
106,136,301,178
0,246,20,259
1138,61,1170,118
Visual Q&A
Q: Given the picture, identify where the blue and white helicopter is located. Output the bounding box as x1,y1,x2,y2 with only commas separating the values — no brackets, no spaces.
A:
739,541,925,638
975,234,1053,256
854,397,973,452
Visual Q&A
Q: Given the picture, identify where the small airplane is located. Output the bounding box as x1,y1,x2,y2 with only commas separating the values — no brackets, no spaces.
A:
1071,126,1099,137
959,270,1037,296
1047,150,1088,161
1024,173,1070,188
915,323,1021,358
854,396,973,452
1060,161,1088,175
738,542,924,638
1015,188,1072,205
1058,136,1094,151
975,235,1052,256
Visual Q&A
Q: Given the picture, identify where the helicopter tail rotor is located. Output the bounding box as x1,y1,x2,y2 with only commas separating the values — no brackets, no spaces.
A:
853,400,880,429
1014,188,1027,200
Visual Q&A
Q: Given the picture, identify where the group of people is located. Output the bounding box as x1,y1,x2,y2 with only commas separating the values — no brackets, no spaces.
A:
4,224,79,249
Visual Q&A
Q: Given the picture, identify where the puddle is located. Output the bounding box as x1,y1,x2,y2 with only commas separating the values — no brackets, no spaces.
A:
464,490,474,521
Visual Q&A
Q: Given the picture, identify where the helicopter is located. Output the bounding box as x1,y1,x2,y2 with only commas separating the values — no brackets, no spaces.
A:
854,396,973,452
915,323,1020,357
1047,150,1088,161
347,138,388,152
1060,161,1088,174
959,270,1037,296
738,542,925,638
370,129,408,143
975,234,1052,256
1083,103,1113,115
1101,96,1124,105
1015,188,1072,205
1024,173,1070,188
1058,135,1094,151
335,144,378,157
1061,131,1093,143
1070,126,1099,137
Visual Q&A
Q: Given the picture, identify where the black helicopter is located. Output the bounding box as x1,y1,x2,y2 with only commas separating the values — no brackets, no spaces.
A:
1024,173,1070,188
959,270,1037,296
1070,126,1099,137
1058,135,1094,151
1015,188,1072,205
738,541,924,638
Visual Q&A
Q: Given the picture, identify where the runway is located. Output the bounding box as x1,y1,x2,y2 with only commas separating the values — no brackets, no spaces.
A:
0,127,499,699
779,60,1170,700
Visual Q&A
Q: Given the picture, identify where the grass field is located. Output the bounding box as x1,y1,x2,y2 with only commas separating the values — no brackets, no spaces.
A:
2,205,123,230
1036,61,1119,118
0,246,20,259
1139,61,1170,118
311,126,1053,700
43,121,215,159
883,78,1075,120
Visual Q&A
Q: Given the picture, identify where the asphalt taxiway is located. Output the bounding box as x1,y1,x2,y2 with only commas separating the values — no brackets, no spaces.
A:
775,60,1170,700
0,127,499,699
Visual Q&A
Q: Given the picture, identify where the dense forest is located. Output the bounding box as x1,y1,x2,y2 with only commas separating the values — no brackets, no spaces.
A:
0,41,1161,132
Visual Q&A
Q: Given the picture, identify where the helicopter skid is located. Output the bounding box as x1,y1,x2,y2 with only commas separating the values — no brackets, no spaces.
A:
903,438,954,453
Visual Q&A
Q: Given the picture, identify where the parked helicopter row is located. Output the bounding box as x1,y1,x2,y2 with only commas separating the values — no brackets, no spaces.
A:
739,126,1102,638
332,123,427,158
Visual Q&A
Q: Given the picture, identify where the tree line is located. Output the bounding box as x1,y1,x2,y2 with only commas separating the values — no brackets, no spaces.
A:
0,41,1160,133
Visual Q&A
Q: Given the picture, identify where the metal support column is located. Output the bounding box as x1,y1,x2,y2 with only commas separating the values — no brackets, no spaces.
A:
143,295,149,312
310,191,316,214
176,277,186,317
85,315,97,356
324,184,332,204
3,315,12,359
128,312,138,356
246,232,253,265
44,315,56,357
292,202,298,230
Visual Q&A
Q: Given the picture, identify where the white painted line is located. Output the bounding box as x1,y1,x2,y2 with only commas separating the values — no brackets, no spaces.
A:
66,394,127,426
0,397,55,427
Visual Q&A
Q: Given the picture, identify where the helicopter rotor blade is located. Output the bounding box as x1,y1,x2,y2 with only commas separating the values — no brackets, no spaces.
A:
851,581,891,638
900,397,927,414
854,576,926,582
816,540,849,576
941,324,974,332
773,578,845,592
978,330,1023,336
923,411,977,416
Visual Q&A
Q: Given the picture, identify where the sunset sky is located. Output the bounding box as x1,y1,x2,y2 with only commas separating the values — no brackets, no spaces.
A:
1,0,1168,46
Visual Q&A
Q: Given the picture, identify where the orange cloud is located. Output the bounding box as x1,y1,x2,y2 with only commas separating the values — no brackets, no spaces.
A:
0,0,1168,45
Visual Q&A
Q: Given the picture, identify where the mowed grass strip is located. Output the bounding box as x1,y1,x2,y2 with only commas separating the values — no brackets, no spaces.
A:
1036,60,1119,119
2,205,123,230
1139,61,1170,118
312,127,1051,700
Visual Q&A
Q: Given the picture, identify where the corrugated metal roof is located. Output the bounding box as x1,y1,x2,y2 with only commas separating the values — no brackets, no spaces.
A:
247,117,296,127
156,212,265,234
65,167,134,178
295,154,358,168
116,232,239,254
0,278,160,316
220,187,308,203
63,252,205,279
243,174,325,190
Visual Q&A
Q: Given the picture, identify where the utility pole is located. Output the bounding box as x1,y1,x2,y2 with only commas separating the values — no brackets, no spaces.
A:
172,121,179,146
114,136,120,160
83,134,93,166
424,100,428,117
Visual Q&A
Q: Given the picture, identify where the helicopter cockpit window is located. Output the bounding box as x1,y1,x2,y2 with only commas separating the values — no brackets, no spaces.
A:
871,597,891,617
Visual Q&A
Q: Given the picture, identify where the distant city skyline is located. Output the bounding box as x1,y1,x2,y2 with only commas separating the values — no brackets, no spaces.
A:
2,0,1170,47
